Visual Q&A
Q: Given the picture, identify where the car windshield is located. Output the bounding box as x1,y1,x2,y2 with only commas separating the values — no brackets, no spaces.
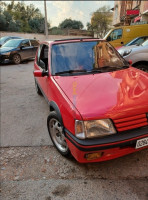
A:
2,39,21,48
141,39,148,47
124,38,139,46
51,41,128,75
0,36,9,44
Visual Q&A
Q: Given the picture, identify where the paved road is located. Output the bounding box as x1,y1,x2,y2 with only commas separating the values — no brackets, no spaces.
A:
0,61,148,200
1,60,51,147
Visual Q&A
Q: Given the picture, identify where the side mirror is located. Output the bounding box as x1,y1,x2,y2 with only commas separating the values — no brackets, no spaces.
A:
107,36,111,42
33,70,48,77
20,45,25,49
128,60,132,65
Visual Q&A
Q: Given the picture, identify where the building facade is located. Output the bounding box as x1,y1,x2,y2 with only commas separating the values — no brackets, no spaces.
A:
113,0,148,26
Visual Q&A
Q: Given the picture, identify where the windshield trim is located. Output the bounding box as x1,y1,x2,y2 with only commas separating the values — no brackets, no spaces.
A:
51,41,128,76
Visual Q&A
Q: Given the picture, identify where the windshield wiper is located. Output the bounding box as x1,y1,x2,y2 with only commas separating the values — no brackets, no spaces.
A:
55,69,87,75
99,65,129,71
122,65,129,69
88,69,103,73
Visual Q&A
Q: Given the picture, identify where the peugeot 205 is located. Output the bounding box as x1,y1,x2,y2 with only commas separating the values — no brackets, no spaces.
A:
33,38,148,163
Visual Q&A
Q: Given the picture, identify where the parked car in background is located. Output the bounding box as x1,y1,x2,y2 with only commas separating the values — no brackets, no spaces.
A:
118,39,148,72
33,38,148,163
0,39,39,64
104,24,148,47
124,36,148,47
0,36,23,47
116,36,148,50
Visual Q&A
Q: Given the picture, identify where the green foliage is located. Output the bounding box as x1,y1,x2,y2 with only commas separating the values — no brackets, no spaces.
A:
59,18,84,30
0,14,7,30
86,22,93,31
91,6,112,37
29,18,46,33
0,0,50,33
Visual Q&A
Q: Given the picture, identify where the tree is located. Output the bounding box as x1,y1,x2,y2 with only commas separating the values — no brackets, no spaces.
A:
3,11,12,31
0,0,50,33
29,17,48,33
86,22,93,31
91,6,112,38
0,14,6,31
59,18,84,29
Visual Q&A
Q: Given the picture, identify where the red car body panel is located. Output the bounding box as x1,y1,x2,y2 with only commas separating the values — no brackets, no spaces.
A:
53,68,148,121
34,39,148,163
66,136,148,163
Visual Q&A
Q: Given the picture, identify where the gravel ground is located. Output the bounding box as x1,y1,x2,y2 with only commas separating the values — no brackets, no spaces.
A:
0,61,148,199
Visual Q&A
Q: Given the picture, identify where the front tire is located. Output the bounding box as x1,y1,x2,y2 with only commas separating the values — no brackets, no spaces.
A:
47,111,71,157
12,54,21,64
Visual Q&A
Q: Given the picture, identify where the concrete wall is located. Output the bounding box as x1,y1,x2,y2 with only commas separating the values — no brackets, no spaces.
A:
0,31,91,42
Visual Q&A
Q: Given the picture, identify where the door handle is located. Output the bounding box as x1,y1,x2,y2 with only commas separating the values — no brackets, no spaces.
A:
121,42,124,45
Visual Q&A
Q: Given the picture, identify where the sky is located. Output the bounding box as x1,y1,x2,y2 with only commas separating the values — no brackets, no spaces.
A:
7,1,115,28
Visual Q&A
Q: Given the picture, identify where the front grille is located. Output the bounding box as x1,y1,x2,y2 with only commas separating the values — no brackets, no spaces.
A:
114,113,148,132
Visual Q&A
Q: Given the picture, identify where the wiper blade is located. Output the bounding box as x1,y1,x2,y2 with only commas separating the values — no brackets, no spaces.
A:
99,65,129,71
55,69,87,75
122,65,129,69
88,69,102,73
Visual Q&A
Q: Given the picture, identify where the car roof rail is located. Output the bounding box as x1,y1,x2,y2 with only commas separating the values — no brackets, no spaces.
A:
54,38,100,42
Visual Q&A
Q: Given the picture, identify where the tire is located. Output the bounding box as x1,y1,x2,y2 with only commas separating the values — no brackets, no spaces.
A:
35,79,42,95
134,64,148,72
12,54,21,64
47,111,71,157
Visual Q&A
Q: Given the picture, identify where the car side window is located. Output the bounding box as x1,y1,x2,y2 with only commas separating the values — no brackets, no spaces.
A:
37,44,49,71
21,40,30,47
108,29,123,41
30,40,39,47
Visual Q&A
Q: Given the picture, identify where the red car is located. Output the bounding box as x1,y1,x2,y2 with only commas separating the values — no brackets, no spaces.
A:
33,38,148,163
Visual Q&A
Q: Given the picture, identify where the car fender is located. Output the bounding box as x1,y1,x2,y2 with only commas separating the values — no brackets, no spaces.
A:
49,101,63,126
125,51,148,64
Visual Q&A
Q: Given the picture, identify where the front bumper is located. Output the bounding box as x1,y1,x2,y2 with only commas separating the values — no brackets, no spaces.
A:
65,126,148,163
0,55,10,62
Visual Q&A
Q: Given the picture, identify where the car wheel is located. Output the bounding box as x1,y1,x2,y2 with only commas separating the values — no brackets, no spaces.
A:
35,79,42,95
135,64,148,72
12,54,21,64
47,111,71,157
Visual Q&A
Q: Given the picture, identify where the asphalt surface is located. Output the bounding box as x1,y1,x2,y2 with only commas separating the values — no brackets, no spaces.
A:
0,61,148,200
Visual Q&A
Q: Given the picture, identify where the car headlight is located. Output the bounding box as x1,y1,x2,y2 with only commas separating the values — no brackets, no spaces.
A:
75,119,116,139
123,49,132,57
1,52,10,56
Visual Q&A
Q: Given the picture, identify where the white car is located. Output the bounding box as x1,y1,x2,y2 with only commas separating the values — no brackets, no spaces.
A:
118,39,148,71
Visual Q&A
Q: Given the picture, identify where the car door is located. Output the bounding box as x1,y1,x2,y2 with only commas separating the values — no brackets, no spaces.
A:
19,39,33,60
34,44,49,97
30,40,39,57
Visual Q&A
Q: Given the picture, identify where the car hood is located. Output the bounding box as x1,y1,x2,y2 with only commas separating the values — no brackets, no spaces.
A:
53,68,148,120
0,47,17,53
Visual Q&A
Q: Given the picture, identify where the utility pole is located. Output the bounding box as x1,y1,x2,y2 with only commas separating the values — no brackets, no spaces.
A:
44,0,48,39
